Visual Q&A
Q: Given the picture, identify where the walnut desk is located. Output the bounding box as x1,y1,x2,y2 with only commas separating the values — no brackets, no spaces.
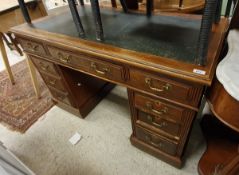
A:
11,7,228,168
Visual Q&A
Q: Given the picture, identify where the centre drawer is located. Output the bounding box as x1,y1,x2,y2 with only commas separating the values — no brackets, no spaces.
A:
135,126,178,156
47,46,125,83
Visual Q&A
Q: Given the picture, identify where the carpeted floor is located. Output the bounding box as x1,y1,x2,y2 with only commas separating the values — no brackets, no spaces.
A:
0,85,206,175
0,60,54,132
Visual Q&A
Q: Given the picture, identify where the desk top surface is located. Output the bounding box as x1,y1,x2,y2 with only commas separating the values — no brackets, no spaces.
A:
32,6,200,64
11,6,229,85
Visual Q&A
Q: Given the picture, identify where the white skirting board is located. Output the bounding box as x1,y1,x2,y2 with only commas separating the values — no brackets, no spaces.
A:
0,141,35,175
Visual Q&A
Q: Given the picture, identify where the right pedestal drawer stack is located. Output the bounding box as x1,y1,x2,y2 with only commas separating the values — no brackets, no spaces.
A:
128,68,204,168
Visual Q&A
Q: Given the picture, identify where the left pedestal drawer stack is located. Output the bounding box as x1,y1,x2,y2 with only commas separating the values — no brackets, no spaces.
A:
30,55,114,118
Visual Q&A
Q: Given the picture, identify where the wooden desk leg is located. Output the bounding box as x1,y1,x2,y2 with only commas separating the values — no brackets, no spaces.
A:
0,33,15,85
26,55,41,99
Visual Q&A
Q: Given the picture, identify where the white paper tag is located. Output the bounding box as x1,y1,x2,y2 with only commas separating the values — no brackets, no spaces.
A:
69,132,82,145
193,69,206,75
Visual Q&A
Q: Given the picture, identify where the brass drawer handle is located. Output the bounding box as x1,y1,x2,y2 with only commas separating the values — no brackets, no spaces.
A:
49,80,56,85
147,115,168,128
58,52,70,63
91,62,110,75
146,102,168,115
145,135,163,148
39,62,49,71
56,94,65,101
27,42,39,52
145,78,171,92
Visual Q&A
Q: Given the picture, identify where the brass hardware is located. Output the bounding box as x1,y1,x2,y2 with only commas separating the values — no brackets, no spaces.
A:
91,62,110,75
145,78,172,92
27,42,39,52
146,102,168,115
147,115,168,128
145,135,163,148
58,52,70,63
39,62,49,71
49,80,56,85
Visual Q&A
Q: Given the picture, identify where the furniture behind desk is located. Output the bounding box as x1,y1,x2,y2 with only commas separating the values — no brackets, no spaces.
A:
11,7,229,168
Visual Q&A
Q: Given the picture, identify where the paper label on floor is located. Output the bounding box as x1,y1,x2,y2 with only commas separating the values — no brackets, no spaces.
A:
69,132,82,145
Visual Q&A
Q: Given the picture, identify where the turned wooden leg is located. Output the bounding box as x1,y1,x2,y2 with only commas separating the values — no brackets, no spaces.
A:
26,55,40,99
0,33,15,85
146,0,153,17
90,0,104,41
196,0,218,66
67,0,85,37
17,0,31,23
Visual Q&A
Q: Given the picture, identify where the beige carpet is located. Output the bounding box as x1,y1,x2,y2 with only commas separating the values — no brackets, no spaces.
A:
0,86,206,175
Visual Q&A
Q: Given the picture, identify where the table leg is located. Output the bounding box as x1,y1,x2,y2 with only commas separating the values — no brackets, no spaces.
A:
0,33,15,85
26,55,41,99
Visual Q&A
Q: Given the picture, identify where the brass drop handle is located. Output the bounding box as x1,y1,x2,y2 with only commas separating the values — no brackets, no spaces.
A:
146,102,168,115
27,42,39,52
147,115,168,128
39,62,49,71
145,135,163,148
58,52,70,63
145,78,171,92
91,62,110,75
49,80,56,85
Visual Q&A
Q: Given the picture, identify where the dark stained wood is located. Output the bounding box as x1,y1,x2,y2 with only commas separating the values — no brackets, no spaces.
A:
10,7,229,168
136,110,182,139
207,79,239,132
12,15,229,85
198,115,239,175
30,55,114,118
130,68,204,107
128,89,196,167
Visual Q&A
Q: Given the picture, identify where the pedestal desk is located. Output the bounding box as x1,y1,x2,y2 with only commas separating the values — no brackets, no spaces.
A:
10,6,228,168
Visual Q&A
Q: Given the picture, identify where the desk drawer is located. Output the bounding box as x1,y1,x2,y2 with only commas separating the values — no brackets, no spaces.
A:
135,93,186,123
41,73,66,92
48,86,72,106
47,46,125,82
18,38,46,56
130,69,203,107
135,126,178,156
137,110,181,138
30,56,59,76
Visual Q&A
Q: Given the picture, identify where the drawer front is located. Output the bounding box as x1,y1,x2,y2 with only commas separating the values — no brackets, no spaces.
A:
137,110,181,138
48,87,71,106
41,73,66,92
30,56,59,76
130,69,203,106
135,126,178,156
18,38,46,56
135,93,185,123
47,46,125,82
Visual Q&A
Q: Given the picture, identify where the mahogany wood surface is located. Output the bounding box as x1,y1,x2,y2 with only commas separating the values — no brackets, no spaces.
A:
10,6,229,167
198,115,239,175
207,79,239,132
